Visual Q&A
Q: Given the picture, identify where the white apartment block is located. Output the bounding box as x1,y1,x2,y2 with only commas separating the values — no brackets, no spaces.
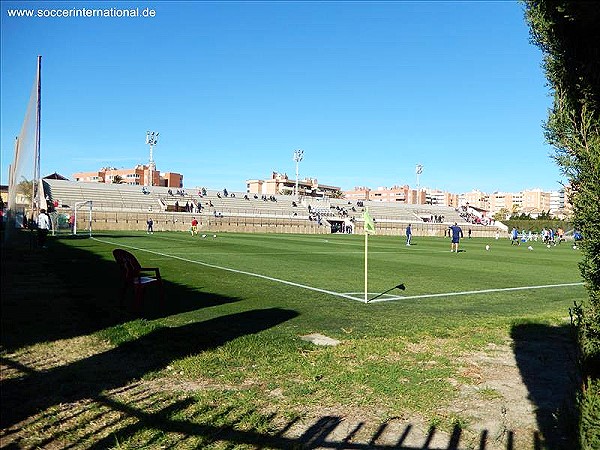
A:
343,184,570,218
550,190,565,212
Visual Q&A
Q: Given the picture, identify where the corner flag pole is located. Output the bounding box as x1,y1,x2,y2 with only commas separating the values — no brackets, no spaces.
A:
364,231,368,303
363,208,375,303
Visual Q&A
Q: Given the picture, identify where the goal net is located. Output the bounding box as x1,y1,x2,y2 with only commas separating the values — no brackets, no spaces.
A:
49,210,73,236
5,57,42,244
73,200,93,237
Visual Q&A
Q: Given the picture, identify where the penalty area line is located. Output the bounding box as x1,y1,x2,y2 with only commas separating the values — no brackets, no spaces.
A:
92,237,362,302
367,282,585,303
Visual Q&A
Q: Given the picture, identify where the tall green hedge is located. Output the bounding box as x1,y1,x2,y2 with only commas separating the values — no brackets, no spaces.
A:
579,378,600,450
524,1,600,448
503,219,571,233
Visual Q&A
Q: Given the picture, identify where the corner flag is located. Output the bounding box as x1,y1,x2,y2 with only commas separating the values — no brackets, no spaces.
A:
363,209,375,235
363,208,375,303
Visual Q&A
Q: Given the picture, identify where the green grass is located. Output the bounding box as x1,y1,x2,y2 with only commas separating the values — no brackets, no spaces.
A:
1,230,586,448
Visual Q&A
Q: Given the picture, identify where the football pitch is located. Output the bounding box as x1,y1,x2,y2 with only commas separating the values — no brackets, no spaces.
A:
92,230,584,306
2,230,587,448
83,230,587,363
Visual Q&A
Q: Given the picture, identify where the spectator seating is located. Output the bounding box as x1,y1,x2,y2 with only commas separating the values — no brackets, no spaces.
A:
43,179,480,228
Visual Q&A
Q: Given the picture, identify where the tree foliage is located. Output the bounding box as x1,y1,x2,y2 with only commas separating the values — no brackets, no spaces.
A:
524,1,600,447
17,177,34,204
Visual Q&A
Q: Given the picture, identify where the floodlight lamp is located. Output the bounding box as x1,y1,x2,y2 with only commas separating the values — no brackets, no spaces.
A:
146,131,159,146
293,149,304,163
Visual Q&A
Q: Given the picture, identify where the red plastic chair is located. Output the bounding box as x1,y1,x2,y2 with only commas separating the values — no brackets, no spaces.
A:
113,249,164,311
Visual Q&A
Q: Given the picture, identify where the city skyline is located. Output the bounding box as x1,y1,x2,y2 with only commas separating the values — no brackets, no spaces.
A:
68,160,565,200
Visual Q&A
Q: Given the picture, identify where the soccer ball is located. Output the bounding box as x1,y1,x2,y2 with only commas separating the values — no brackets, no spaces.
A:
485,245,490,251
527,246,533,251
201,234,207,238
547,244,551,248
573,245,577,250
213,234,217,238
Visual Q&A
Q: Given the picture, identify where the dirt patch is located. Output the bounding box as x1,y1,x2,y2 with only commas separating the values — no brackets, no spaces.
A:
449,341,540,449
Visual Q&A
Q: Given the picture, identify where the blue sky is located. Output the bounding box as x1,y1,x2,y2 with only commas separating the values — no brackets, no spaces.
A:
1,1,562,194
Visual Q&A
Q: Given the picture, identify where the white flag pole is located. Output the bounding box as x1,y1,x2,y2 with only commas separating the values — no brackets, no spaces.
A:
364,232,368,303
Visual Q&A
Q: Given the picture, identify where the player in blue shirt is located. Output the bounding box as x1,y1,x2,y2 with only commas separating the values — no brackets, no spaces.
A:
511,227,520,246
449,223,463,253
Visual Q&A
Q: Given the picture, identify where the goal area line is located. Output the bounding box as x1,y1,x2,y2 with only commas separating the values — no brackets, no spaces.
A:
93,237,584,304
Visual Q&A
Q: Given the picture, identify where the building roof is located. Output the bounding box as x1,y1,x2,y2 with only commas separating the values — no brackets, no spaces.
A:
43,172,69,180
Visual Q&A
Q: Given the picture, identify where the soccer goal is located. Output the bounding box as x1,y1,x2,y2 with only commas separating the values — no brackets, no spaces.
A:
49,210,72,236
73,200,93,237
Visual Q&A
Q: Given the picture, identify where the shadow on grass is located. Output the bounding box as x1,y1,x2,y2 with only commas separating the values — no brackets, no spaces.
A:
83,405,479,450
0,307,299,429
1,390,551,450
1,232,239,352
511,323,580,450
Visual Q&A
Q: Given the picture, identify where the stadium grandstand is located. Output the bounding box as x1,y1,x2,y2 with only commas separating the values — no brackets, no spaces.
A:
42,178,505,237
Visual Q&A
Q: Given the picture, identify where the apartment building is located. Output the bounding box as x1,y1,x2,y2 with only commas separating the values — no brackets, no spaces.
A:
344,185,427,204
246,172,341,198
73,164,183,187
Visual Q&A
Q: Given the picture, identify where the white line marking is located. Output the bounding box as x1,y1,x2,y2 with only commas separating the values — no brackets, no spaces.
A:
93,237,363,302
94,237,583,305
366,282,585,303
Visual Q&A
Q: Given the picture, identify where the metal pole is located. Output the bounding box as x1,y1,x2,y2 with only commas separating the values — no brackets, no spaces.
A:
293,149,303,199
32,56,42,219
364,232,368,303
295,162,299,198
415,164,423,204
88,201,93,237
146,131,159,187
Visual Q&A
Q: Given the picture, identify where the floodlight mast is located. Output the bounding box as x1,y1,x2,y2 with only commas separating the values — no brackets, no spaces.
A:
415,164,423,204
293,149,304,199
145,131,159,186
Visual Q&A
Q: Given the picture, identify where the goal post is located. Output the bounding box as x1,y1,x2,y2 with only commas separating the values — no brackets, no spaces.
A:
74,200,93,237
49,210,71,236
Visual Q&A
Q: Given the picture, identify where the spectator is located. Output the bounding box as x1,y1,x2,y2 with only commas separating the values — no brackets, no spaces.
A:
37,209,51,247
